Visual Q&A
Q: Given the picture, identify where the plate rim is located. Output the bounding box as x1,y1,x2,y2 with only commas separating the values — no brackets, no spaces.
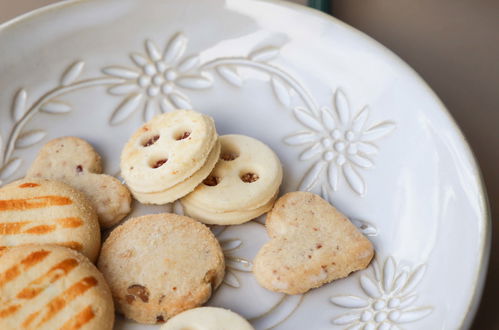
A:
0,0,491,328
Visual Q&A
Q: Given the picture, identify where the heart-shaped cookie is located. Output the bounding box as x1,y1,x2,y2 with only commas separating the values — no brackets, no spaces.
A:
253,191,374,294
27,137,131,228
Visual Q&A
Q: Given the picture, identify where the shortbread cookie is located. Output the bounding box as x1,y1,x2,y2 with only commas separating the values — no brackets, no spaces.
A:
0,245,114,330
253,192,374,294
0,179,100,262
27,137,131,229
121,110,218,196
181,134,282,225
161,307,254,330
130,141,221,204
97,213,225,324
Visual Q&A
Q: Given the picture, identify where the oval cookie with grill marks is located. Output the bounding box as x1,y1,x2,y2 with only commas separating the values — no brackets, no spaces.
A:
0,245,114,330
0,179,100,262
97,213,225,324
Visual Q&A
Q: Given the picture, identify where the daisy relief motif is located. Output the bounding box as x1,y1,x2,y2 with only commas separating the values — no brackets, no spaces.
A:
103,33,213,124
330,257,433,329
284,89,395,197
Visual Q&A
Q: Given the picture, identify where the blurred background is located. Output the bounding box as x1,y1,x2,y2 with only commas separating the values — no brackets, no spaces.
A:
1,1,497,328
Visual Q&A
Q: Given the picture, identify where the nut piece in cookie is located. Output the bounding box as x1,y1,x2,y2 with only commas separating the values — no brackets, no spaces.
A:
97,213,225,324
0,245,114,330
27,136,131,228
160,307,254,330
253,191,374,294
181,134,283,225
0,178,100,262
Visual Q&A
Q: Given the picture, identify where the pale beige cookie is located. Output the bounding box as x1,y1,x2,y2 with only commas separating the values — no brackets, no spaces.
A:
130,141,221,204
27,137,132,229
97,213,225,324
0,245,114,330
183,191,277,225
161,307,254,330
181,135,283,225
0,178,100,262
253,192,374,295
120,110,217,194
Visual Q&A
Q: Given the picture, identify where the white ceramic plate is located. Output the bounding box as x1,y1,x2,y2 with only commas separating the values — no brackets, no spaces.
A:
0,0,489,329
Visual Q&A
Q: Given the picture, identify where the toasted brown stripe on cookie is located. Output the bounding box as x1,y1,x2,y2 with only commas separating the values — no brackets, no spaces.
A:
59,305,95,330
0,196,73,211
0,250,51,288
24,276,98,328
19,183,40,188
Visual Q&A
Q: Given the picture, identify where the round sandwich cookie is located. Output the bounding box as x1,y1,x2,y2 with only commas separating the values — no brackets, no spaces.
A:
120,110,219,204
181,134,283,225
27,136,132,229
0,245,114,330
97,213,225,324
161,307,254,330
0,178,100,262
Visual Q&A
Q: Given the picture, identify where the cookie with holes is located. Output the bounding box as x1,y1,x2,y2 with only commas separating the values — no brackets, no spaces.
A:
0,244,114,330
27,136,132,229
181,134,283,225
0,178,100,262
120,110,219,204
97,213,225,324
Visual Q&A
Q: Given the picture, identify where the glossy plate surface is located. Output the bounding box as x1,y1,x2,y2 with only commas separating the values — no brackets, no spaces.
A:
0,0,489,329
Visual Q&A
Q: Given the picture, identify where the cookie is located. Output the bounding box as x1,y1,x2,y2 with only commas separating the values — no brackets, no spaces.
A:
181,134,283,225
0,178,100,262
129,141,221,204
161,307,254,330
27,137,132,229
120,110,218,204
97,213,225,324
0,245,114,330
253,192,374,294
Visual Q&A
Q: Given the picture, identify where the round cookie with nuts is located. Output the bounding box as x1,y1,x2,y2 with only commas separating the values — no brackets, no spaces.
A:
120,110,219,204
181,134,283,225
97,213,225,324
0,245,114,330
0,178,100,262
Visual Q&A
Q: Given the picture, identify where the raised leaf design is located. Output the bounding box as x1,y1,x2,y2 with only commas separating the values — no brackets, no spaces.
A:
175,75,213,89
102,66,139,79
177,55,200,73
271,76,291,107
0,157,22,181
110,93,143,125
61,61,84,86
357,142,379,155
363,122,396,141
221,239,242,252
352,106,369,132
350,218,378,236
383,257,396,293
343,163,366,195
145,39,161,61
40,100,72,114
15,130,47,149
391,271,409,294
163,33,187,64
334,89,350,127
283,132,318,146
320,107,336,130
396,307,433,323
143,99,157,122
398,295,418,309
159,97,171,113
299,160,325,191
299,143,322,161
225,257,252,272
223,271,240,288
360,275,381,299
293,107,323,131
348,154,373,168
249,46,280,62
331,313,360,325
330,296,369,308
168,92,192,110
327,162,339,191
130,52,149,67
108,84,138,96
401,264,426,295
216,65,243,87
12,89,27,121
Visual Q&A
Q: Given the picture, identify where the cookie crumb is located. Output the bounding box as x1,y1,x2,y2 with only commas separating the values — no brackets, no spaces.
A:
156,315,165,323
76,165,83,173
127,284,149,303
